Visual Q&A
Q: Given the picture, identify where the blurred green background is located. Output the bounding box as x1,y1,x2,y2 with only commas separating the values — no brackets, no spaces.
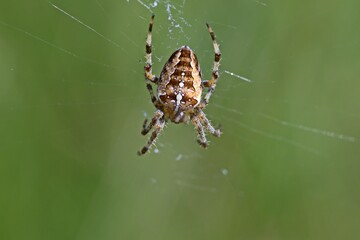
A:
1,0,360,239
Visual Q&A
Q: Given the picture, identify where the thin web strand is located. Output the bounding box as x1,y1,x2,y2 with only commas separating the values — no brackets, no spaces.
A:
0,20,115,68
49,1,130,55
258,113,356,143
224,70,252,83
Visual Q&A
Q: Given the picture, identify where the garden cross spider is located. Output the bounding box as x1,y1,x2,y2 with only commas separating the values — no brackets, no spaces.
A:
138,14,222,155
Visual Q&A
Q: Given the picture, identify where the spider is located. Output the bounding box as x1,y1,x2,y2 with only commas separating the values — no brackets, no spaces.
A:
138,14,222,155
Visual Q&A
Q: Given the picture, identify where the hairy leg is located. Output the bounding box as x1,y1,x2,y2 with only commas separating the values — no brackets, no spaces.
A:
198,109,221,137
138,117,165,155
141,110,164,135
144,14,160,108
192,116,208,148
200,23,221,108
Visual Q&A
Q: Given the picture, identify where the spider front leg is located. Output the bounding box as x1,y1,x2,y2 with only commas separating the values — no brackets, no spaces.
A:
141,110,164,135
192,116,208,148
198,109,221,137
138,117,165,155
200,23,221,109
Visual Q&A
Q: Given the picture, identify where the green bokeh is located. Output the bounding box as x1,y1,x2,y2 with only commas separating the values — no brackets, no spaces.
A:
1,0,360,239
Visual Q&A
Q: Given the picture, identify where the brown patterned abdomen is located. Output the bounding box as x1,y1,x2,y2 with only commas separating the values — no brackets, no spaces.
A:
158,46,202,121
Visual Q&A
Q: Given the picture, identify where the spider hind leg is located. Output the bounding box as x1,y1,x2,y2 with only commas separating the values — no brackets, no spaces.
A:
200,23,221,108
144,15,161,109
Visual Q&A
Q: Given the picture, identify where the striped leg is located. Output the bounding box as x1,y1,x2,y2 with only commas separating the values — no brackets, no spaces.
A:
200,23,221,108
198,109,221,137
144,14,160,107
141,110,163,135
138,117,165,155
192,116,208,148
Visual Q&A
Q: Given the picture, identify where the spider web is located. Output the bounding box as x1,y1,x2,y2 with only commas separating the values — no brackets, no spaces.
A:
1,0,360,239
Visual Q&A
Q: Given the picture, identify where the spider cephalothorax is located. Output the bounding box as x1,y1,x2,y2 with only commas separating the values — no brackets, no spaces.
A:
138,14,222,155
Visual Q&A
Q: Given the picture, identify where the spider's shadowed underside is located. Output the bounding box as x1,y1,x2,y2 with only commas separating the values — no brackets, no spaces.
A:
138,14,222,155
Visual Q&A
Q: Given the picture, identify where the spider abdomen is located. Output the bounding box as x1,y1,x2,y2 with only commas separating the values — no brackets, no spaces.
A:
158,46,202,122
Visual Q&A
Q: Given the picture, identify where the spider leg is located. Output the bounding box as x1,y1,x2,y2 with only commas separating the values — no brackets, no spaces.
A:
145,14,158,83
141,110,164,135
192,116,208,148
138,117,165,155
144,14,161,108
198,109,221,137
200,23,221,109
